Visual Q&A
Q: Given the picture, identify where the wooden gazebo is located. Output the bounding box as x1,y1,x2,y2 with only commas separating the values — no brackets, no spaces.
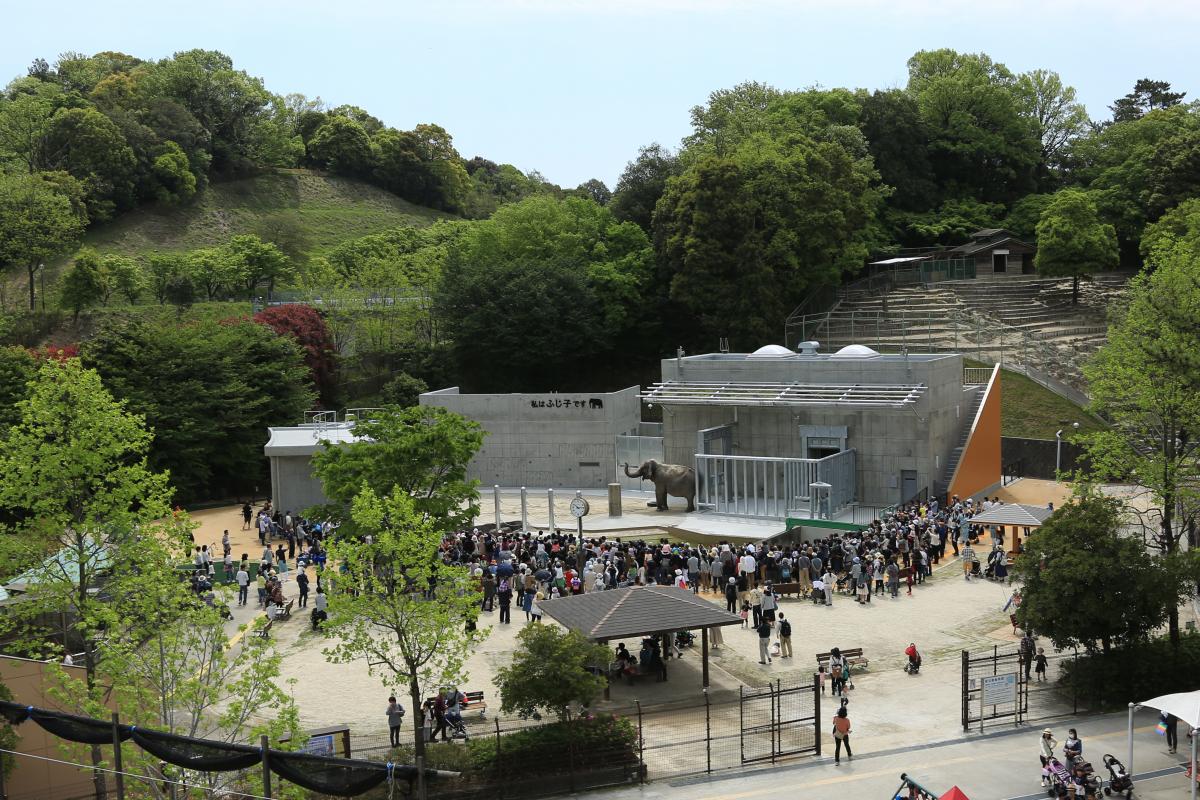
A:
537,585,742,688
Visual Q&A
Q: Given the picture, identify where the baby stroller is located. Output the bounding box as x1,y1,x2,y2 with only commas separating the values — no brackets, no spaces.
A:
674,630,696,649
1069,760,1101,799
903,644,922,675
1045,756,1072,798
1101,754,1133,798
971,558,983,577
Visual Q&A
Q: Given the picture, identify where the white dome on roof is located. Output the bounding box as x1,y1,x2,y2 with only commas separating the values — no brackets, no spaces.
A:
834,344,880,357
748,344,794,357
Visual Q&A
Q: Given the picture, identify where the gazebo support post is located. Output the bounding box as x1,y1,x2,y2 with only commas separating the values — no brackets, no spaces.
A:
701,628,710,688
1193,721,1198,800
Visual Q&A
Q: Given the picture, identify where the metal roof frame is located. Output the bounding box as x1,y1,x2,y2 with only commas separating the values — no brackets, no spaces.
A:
640,381,926,408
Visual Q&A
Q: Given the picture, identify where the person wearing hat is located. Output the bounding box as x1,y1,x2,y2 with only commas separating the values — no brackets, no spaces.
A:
673,568,688,590
724,576,739,613
1039,728,1058,786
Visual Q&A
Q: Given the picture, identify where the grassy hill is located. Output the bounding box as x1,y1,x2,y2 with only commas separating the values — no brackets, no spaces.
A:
83,168,448,264
989,367,1106,440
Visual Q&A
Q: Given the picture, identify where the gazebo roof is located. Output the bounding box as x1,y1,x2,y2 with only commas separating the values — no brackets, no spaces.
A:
968,503,1054,528
538,585,742,641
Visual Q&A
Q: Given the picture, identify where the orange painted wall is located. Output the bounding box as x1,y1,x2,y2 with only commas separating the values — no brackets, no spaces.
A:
947,367,1002,503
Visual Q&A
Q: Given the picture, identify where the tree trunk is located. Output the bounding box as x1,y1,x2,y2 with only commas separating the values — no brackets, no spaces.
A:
409,673,426,800
27,264,36,311
1072,274,1079,305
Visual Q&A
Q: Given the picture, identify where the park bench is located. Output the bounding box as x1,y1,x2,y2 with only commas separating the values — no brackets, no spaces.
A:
771,582,802,597
816,648,869,672
462,690,487,717
255,618,274,640
273,599,295,621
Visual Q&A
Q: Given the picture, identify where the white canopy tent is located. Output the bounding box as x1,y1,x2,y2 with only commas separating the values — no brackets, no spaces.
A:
1128,690,1200,798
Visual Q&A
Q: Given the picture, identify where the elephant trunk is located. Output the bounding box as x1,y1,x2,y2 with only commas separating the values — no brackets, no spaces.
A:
622,463,639,479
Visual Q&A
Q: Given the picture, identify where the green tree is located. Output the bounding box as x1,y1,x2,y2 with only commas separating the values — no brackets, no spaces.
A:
308,115,373,175
1080,240,1200,646
1014,69,1090,176
0,171,87,309
1012,492,1181,653
0,359,176,798
0,89,56,172
311,405,483,532
58,248,106,319
437,196,653,389
655,134,879,346
1110,78,1186,122
609,143,679,232
224,233,294,295
101,253,144,303
163,272,195,315
906,49,1040,204
40,107,137,220
322,486,483,777
572,178,611,206
1034,189,1118,303
150,140,198,203
82,318,314,501
0,346,36,430
494,625,610,721
857,89,937,220
146,49,271,172
380,372,428,407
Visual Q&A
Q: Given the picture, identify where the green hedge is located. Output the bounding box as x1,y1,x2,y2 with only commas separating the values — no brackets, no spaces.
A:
464,714,638,774
1061,633,1200,709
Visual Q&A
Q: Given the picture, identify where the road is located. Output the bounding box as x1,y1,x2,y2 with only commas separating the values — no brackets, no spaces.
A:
580,708,1195,800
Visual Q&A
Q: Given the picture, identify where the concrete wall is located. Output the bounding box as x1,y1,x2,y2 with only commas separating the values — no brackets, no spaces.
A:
270,454,329,515
657,353,966,506
420,387,641,488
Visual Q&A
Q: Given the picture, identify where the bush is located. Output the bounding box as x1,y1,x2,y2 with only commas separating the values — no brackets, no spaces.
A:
1060,633,1200,710
380,372,428,407
464,714,638,775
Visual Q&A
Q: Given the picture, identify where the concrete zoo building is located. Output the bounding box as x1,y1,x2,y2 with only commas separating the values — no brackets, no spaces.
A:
266,343,1000,525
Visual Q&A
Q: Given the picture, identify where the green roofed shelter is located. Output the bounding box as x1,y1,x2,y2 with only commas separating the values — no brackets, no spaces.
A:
537,584,742,687
967,503,1054,528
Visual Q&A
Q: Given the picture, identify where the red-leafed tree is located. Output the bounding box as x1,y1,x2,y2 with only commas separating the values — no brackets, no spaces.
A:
253,304,337,406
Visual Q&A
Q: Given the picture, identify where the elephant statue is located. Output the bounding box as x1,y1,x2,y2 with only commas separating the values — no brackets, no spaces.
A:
622,460,696,512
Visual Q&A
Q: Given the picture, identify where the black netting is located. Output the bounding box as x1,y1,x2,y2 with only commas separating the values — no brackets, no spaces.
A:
269,751,406,795
0,701,31,725
130,727,262,772
30,708,131,745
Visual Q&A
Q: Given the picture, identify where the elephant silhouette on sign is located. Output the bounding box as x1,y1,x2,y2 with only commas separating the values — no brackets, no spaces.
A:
623,460,696,512
588,398,604,409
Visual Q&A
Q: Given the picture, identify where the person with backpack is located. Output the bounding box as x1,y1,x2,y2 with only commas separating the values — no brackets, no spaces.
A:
828,648,848,696
497,577,513,624
777,613,792,658
296,568,310,608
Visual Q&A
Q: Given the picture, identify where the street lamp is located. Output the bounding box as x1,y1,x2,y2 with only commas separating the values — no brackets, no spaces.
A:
1055,422,1080,475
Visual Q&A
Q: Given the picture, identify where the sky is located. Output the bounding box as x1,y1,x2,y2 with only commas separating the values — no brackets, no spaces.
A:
3,0,1197,188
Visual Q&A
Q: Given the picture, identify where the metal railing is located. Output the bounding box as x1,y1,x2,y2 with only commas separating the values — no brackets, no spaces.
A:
783,307,1096,396
963,367,993,385
695,450,856,520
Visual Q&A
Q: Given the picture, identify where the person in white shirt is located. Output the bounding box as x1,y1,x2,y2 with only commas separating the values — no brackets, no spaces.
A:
235,567,250,605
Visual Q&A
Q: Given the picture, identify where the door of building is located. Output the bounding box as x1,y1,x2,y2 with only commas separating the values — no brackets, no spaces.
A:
992,253,1007,273
901,470,919,503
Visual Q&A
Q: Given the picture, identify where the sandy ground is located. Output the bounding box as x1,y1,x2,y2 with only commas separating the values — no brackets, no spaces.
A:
188,478,1198,758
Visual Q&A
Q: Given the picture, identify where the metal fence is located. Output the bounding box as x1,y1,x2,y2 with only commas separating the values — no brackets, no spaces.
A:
961,644,1084,731
347,677,820,798
784,307,1099,395
695,450,856,520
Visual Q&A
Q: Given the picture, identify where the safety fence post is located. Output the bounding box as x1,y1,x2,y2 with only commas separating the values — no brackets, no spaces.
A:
812,673,821,757
112,712,125,800
260,734,272,800
636,700,645,784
